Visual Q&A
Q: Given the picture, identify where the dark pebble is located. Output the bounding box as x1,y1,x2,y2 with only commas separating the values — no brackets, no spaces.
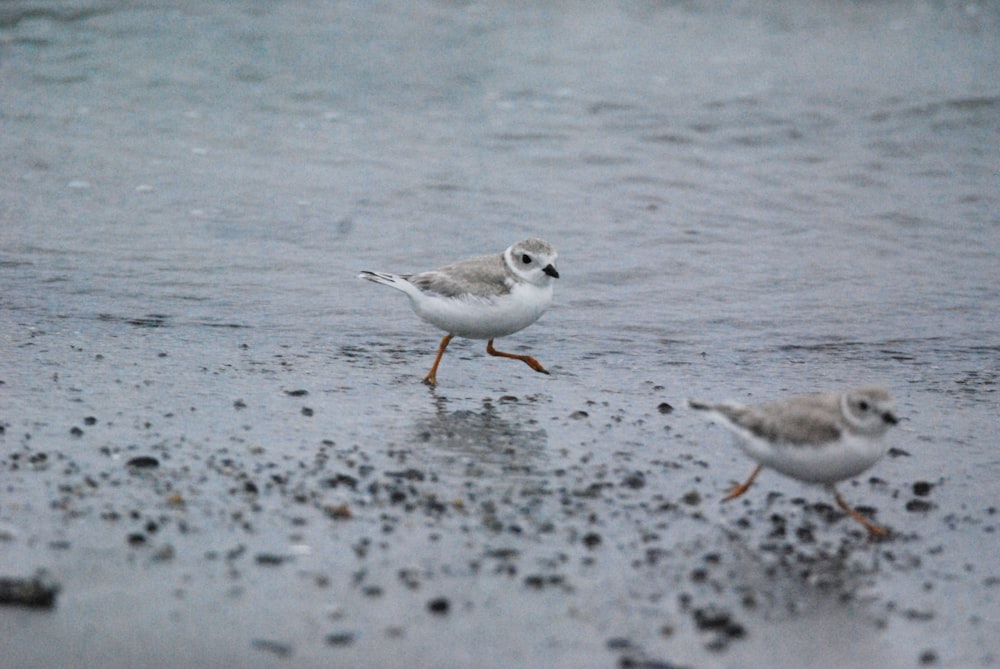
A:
523,574,566,590
692,606,735,632
621,471,646,489
427,596,450,615
906,499,936,513
233,399,247,410
606,637,632,649
126,456,160,469
657,402,674,414
255,553,287,566
919,649,939,665
324,504,352,520
83,416,97,425
524,574,545,589
301,407,314,417
795,526,816,543
681,491,701,506
285,389,309,397
362,585,383,598
325,631,356,647
570,410,589,419
618,657,690,669
385,468,425,481
913,481,934,497
126,533,146,546
582,532,602,549
324,474,359,489
69,426,84,437
251,639,293,658
398,568,421,590
0,575,60,608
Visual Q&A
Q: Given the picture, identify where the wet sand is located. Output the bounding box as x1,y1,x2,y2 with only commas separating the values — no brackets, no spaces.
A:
3,315,997,668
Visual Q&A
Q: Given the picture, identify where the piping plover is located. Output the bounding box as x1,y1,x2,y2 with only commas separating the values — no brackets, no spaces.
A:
687,386,899,536
359,238,559,386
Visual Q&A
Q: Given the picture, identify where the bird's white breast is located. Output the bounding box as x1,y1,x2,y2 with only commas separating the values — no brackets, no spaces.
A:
738,431,889,484
410,280,553,339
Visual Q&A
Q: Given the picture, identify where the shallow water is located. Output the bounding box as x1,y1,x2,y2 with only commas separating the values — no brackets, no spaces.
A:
2,1,999,667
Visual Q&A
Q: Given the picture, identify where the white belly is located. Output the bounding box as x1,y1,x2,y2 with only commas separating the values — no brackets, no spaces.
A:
743,433,888,484
410,282,553,339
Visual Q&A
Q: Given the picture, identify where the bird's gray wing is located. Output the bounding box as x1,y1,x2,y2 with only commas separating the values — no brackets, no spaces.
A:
408,254,510,298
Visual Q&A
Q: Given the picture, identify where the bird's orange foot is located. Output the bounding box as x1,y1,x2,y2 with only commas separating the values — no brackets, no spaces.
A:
834,491,889,537
722,464,763,502
523,356,549,374
722,482,752,502
485,339,550,375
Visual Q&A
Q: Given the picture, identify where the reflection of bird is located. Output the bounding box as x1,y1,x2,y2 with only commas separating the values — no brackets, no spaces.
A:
359,239,559,386
688,386,899,536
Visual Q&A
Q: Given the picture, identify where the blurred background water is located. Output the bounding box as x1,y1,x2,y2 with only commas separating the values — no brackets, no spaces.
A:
2,1,999,667
3,1,997,348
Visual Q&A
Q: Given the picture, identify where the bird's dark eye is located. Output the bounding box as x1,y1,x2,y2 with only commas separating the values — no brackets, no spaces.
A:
521,254,532,264
858,401,869,411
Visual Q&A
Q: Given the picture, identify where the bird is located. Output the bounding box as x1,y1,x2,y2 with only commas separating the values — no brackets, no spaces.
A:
687,386,899,536
359,238,559,386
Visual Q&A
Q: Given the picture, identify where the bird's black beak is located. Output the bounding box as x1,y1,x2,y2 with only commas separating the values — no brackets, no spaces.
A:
883,412,898,425
543,264,559,279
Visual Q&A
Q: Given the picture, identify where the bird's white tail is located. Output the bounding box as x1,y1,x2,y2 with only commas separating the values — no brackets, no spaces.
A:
358,271,416,295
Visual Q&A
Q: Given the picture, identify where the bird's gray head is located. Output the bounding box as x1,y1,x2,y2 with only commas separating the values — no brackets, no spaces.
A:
505,238,559,286
841,386,898,436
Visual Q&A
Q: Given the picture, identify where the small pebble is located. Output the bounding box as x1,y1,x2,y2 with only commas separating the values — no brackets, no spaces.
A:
621,471,646,489
427,596,450,615
126,456,160,469
681,491,701,506
251,639,292,658
0,575,60,608
906,499,935,513
919,649,939,665
325,631,356,647
255,553,287,566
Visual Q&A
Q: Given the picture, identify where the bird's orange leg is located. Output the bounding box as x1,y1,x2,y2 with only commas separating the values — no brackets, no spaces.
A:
485,338,549,374
423,334,453,386
722,464,763,501
833,488,888,537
